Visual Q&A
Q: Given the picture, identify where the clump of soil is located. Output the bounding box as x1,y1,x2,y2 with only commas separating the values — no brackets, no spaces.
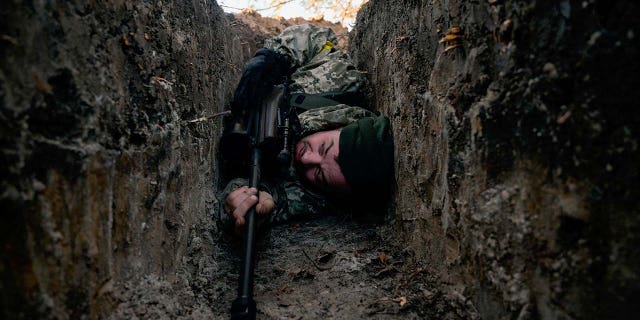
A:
229,9,349,50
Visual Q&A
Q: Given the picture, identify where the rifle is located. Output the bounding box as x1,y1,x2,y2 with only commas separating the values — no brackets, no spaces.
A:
222,84,293,320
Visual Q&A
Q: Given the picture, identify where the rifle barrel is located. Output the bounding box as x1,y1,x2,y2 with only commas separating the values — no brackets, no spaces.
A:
231,147,261,320
230,85,286,319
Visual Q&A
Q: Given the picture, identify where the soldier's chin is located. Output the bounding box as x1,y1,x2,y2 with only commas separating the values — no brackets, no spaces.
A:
315,181,353,199
326,182,351,198
292,160,304,175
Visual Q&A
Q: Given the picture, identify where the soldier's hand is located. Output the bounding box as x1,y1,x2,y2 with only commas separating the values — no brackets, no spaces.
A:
224,186,275,235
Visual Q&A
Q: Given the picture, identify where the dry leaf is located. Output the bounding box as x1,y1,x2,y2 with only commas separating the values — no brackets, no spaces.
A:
32,73,52,94
557,110,572,124
121,34,131,46
0,34,18,45
379,252,388,264
393,296,407,306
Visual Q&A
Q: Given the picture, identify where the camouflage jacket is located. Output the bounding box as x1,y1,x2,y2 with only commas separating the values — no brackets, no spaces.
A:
264,24,369,98
218,25,375,230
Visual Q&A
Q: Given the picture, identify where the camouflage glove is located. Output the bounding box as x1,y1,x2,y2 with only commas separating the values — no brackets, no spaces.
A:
231,48,292,114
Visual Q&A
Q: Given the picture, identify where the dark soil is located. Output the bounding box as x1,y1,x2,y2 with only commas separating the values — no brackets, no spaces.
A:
220,218,477,319
107,217,477,319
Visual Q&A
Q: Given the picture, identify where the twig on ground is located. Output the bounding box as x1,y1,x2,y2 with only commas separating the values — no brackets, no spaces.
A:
395,267,424,292
302,249,333,271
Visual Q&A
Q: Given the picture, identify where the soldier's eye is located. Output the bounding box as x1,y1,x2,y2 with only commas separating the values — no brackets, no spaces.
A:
326,140,334,156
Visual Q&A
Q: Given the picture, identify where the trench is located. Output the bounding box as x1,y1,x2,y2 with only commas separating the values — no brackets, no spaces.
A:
1,1,639,319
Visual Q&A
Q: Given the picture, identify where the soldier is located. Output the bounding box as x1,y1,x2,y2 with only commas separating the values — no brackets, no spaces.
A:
219,24,394,235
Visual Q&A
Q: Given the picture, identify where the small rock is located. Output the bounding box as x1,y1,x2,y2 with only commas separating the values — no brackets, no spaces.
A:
33,179,46,192
290,268,315,281
542,62,559,79
423,289,436,299
587,31,602,46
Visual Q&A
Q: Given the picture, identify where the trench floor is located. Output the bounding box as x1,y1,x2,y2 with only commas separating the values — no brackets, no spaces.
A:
109,217,477,319
211,217,477,319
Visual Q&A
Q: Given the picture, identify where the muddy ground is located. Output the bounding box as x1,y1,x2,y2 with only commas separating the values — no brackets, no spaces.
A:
109,218,477,319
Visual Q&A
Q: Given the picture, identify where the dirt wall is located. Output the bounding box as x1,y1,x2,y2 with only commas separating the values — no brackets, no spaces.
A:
229,10,348,50
0,1,250,318
350,0,639,319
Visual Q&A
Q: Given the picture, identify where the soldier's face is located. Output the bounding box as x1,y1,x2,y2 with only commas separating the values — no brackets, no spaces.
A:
294,129,350,194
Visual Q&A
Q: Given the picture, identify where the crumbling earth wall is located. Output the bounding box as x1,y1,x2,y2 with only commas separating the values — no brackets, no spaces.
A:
350,1,639,319
229,9,348,50
0,1,251,318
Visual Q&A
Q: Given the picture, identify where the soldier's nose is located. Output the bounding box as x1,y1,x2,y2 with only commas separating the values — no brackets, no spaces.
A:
300,150,322,165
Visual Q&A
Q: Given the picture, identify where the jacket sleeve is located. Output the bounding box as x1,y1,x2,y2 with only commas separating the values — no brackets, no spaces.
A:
264,24,370,100
263,24,338,69
271,175,335,223
297,104,377,136
217,175,335,232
